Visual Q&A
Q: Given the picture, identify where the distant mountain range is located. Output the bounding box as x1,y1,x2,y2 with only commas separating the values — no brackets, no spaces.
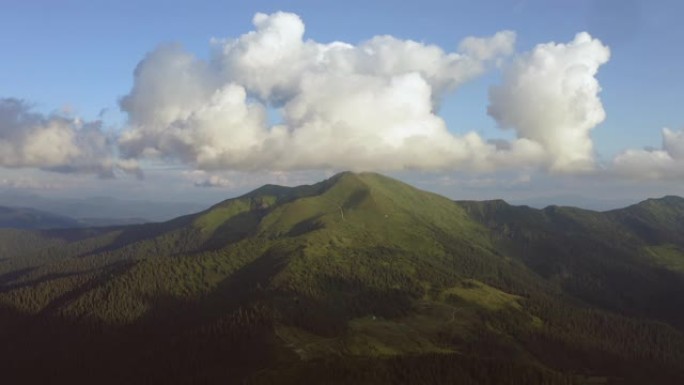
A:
0,205,150,229
509,194,637,211
0,205,81,229
0,191,208,223
1,172,683,384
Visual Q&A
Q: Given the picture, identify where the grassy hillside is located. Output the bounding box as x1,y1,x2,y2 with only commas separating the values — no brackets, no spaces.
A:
1,173,684,384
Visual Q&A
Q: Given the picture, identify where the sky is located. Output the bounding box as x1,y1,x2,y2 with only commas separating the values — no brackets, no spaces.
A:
1,0,683,211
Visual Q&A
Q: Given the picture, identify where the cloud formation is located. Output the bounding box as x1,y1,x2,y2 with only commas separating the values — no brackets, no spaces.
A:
184,170,236,188
118,13,620,175
119,12,528,172
0,98,140,177
6,11,682,191
488,32,610,173
612,128,684,179
11,12,621,180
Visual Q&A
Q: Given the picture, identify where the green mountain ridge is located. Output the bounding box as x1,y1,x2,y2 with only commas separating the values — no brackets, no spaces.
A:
1,172,684,384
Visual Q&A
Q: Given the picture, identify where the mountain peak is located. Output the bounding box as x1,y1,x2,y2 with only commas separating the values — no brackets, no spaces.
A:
308,171,403,201
233,172,400,206
324,170,388,185
653,195,684,204
629,195,684,212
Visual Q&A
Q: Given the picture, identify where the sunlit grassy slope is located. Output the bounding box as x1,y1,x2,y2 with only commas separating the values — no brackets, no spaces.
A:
1,173,684,384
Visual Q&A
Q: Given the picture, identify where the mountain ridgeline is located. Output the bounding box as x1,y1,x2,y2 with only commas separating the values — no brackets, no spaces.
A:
0,206,81,229
1,172,684,384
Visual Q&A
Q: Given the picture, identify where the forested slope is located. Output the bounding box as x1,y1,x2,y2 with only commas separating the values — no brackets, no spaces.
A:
1,172,683,384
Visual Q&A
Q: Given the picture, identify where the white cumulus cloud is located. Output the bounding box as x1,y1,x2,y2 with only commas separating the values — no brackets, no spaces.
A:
612,127,684,179
488,32,610,173
0,98,140,177
194,175,235,188
119,11,524,172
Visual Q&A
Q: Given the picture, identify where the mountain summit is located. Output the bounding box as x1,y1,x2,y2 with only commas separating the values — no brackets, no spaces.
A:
1,172,684,384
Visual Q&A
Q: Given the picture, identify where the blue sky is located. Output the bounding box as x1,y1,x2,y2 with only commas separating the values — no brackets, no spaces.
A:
1,0,683,210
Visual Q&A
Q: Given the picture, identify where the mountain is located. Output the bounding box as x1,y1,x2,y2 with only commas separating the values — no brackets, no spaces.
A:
0,206,145,229
0,191,208,222
76,217,151,227
1,172,684,384
509,194,636,211
0,206,81,229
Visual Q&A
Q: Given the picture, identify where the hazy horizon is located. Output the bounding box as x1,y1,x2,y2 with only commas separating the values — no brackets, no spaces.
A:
0,170,665,220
